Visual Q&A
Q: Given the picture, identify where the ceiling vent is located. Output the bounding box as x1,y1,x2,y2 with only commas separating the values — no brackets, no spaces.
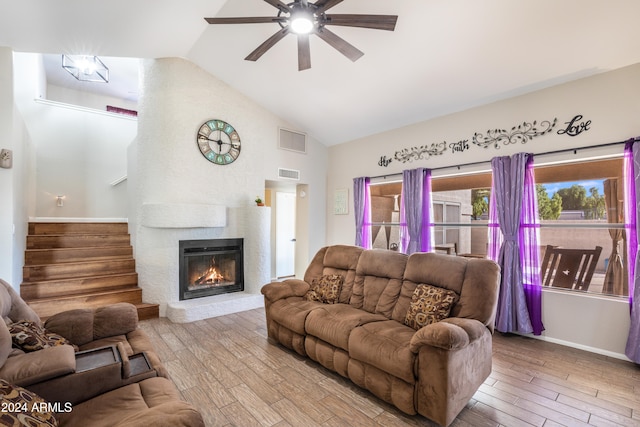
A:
279,128,307,154
278,168,300,181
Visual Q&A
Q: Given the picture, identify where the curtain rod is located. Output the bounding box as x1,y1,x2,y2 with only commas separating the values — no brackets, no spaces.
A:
369,137,639,180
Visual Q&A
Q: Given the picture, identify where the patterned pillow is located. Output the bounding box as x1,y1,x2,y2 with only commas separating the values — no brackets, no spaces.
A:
8,321,74,352
304,274,344,304
404,284,458,330
0,379,58,426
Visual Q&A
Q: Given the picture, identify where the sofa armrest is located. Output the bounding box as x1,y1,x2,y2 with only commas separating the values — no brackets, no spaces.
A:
409,318,488,353
261,279,310,302
0,345,76,386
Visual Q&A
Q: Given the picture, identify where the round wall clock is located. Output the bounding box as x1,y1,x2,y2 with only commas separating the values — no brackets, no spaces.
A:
196,119,241,165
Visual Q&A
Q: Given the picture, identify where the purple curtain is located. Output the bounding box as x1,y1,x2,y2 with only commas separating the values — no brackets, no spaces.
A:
399,168,434,254
521,157,544,335
624,139,640,362
354,177,372,249
488,153,542,334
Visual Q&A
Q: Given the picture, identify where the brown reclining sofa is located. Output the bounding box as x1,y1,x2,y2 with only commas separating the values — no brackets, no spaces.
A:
0,278,204,426
261,245,500,426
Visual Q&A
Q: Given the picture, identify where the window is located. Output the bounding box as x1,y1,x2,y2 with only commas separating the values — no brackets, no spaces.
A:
370,181,402,250
368,156,629,298
535,158,625,297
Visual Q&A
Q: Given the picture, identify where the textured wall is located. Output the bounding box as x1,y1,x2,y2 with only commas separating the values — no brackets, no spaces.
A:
130,57,300,314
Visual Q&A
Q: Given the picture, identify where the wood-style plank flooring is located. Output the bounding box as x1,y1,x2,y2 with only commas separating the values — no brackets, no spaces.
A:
139,308,640,426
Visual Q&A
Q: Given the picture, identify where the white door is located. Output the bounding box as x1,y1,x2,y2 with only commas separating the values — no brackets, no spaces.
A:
275,192,296,278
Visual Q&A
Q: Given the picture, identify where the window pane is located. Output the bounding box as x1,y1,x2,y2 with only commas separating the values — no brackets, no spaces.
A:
537,169,626,297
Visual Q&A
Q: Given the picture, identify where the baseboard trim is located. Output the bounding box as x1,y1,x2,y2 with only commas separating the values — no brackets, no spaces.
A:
519,333,630,361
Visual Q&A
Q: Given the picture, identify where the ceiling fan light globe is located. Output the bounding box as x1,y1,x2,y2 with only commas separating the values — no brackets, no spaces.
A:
290,16,314,34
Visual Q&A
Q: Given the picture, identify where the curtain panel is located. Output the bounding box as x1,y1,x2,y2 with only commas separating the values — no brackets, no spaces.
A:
624,139,640,362
399,168,434,255
488,152,543,335
353,177,372,249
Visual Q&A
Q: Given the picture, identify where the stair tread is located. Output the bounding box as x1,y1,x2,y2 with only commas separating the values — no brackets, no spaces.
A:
25,286,142,303
21,272,138,285
24,258,134,268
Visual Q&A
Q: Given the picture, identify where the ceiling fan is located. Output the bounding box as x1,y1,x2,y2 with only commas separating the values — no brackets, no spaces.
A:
205,0,398,71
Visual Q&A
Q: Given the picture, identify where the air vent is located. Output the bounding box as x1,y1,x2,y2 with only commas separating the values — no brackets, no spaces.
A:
279,128,307,154
278,168,300,181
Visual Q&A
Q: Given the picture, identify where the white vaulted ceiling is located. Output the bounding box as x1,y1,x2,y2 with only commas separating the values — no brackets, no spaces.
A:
1,0,640,146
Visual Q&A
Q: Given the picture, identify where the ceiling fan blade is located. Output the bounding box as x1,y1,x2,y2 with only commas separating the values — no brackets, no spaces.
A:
316,27,363,62
263,0,290,14
245,27,290,62
205,16,287,24
314,0,344,14
324,14,398,31
298,34,311,71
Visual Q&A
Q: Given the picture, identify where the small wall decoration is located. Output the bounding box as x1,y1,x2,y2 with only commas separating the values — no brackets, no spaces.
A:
0,149,12,169
393,141,447,164
334,188,349,215
472,118,557,149
557,114,591,137
449,139,470,154
378,155,393,167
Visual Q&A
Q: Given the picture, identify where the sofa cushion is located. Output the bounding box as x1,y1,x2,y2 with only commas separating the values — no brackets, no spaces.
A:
404,285,458,330
268,297,322,335
304,274,344,304
350,250,407,318
349,320,416,384
8,321,75,352
314,245,363,303
305,304,387,351
0,379,58,426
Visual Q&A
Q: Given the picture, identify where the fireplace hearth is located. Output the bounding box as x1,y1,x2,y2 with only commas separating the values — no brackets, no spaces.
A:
179,238,244,300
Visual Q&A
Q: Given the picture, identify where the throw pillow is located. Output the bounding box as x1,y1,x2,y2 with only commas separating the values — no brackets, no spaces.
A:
0,379,58,426
8,321,74,353
404,284,458,330
304,274,344,304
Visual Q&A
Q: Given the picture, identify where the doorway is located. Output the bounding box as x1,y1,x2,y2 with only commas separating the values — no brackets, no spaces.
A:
275,192,296,278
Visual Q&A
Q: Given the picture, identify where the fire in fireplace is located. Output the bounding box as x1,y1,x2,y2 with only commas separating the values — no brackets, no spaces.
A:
179,238,244,300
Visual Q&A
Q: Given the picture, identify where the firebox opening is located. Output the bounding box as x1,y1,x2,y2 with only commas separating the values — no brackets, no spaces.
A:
179,238,244,300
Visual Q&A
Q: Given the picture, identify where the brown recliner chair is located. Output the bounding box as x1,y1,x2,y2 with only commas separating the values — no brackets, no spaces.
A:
0,279,205,426
0,278,166,387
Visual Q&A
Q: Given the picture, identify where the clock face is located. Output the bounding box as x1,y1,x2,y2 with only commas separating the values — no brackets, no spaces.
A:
196,119,241,165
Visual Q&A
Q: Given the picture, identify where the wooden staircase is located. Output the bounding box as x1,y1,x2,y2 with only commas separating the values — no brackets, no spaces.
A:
21,222,159,321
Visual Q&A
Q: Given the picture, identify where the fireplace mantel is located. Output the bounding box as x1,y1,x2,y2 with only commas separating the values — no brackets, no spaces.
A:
140,203,226,228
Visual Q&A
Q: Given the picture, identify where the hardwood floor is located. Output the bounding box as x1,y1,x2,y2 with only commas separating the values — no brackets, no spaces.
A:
139,309,640,427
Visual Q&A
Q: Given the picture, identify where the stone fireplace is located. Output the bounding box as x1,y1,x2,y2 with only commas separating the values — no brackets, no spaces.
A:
179,238,243,300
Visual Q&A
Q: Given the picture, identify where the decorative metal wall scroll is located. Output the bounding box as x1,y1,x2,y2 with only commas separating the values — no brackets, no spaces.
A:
378,114,590,167
393,141,446,164
472,118,557,149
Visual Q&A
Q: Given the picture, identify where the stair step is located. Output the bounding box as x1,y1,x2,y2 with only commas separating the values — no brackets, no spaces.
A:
136,303,160,320
27,234,131,249
23,259,135,282
26,288,143,319
24,246,133,265
20,273,138,300
29,222,128,235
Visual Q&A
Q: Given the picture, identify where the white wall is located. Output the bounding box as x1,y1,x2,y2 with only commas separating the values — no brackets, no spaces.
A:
12,53,135,219
130,58,327,313
0,48,16,284
326,63,640,359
